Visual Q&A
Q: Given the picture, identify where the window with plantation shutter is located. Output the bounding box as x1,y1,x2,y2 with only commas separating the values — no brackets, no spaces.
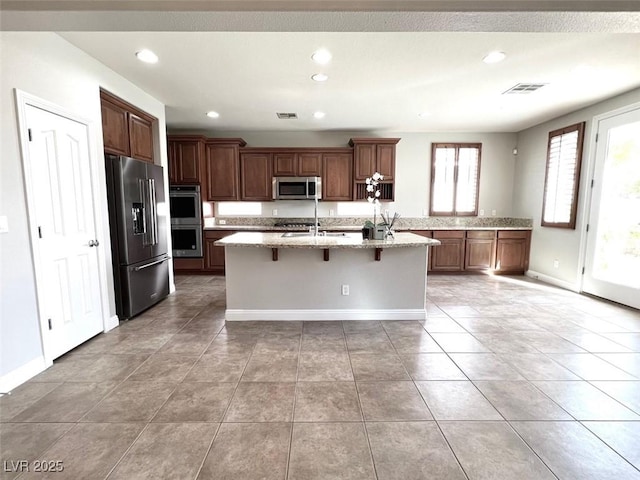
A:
542,122,585,229
430,143,481,216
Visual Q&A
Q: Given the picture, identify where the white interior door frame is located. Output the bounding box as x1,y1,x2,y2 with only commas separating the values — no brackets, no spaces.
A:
577,100,640,294
14,89,116,365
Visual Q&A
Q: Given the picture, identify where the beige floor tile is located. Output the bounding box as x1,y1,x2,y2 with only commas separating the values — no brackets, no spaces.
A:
350,354,410,381
11,383,116,423
415,381,502,420
582,421,640,469
548,353,637,380
18,423,143,480
430,333,491,353
198,423,290,480
288,423,375,480
185,353,250,383
109,423,217,480
401,353,467,380
0,383,61,422
497,353,581,380
366,422,466,480
224,382,295,422
513,421,640,480
449,353,526,380
357,381,432,421
297,351,353,381
345,332,395,354
241,352,299,382
589,381,640,414
440,421,556,480
533,381,639,420
152,382,235,422
294,382,362,422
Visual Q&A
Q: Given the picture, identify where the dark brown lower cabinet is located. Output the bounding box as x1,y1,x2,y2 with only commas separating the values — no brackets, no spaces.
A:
172,257,204,273
465,230,496,271
203,230,237,274
431,231,465,271
495,230,530,273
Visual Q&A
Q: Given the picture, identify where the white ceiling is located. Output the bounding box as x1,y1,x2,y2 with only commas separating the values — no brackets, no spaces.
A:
60,31,640,132
4,1,640,133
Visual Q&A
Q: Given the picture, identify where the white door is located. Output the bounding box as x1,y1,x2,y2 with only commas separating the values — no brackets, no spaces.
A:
25,105,104,359
583,106,640,309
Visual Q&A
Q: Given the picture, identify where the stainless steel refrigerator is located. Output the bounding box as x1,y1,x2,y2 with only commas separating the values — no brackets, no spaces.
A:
105,154,170,319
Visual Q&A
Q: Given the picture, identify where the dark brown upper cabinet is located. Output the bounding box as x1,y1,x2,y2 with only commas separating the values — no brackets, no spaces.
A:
100,89,156,163
273,151,322,177
204,139,246,201
167,135,205,184
349,138,399,181
240,152,273,201
322,152,353,201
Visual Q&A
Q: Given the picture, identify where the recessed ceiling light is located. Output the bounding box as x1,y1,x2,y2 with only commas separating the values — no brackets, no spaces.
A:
313,111,326,119
206,111,220,118
483,51,506,64
418,112,430,119
311,73,329,82
135,49,158,64
311,49,332,65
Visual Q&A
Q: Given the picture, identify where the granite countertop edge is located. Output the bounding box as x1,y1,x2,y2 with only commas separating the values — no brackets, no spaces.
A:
215,232,441,249
204,225,532,232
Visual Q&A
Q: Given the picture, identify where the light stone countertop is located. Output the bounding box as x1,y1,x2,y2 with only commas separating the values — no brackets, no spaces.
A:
214,231,441,249
204,224,531,231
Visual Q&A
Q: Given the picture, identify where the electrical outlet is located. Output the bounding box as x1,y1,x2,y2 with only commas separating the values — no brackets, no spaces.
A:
329,209,335,216
553,260,559,268
479,209,485,216
272,209,278,216
341,284,349,296
491,209,497,216
218,219,226,225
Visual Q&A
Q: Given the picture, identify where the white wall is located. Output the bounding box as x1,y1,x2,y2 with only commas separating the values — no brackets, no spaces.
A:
176,130,518,219
513,87,640,288
0,33,170,386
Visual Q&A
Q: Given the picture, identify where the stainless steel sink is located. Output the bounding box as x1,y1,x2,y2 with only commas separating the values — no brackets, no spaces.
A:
281,232,313,237
281,232,347,238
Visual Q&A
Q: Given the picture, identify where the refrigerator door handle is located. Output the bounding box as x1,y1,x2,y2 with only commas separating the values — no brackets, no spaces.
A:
149,178,158,245
138,178,149,245
133,255,170,271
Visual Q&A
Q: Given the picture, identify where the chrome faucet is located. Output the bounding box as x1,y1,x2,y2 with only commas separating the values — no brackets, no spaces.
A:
313,193,319,236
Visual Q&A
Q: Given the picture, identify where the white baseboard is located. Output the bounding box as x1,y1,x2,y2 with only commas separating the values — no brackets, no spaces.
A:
225,308,427,321
104,314,119,332
526,270,580,293
0,356,50,393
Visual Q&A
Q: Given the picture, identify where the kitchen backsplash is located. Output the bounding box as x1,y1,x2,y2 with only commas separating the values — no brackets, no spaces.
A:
207,216,533,229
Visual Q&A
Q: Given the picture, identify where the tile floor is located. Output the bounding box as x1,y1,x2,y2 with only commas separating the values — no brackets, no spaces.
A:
1,274,640,479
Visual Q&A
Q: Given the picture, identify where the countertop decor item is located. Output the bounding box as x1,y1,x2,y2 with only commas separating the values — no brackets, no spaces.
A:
365,172,386,240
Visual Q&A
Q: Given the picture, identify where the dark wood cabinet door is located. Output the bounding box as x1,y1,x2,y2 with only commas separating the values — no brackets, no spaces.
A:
205,144,239,201
174,141,201,184
322,153,353,201
431,231,465,271
298,152,322,176
353,144,376,180
376,144,395,180
495,231,530,273
273,153,296,176
203,230,237,273
128,113,154,162
168,141,178,183
240,153,272,201
101,99,130,156
465,231,496,270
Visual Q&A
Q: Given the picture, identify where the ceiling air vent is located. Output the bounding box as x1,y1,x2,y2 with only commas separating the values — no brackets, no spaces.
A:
276,112,298,119
503,83,547,94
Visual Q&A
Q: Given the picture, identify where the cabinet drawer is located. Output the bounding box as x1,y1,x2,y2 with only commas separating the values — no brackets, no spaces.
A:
498,230,529,239
467,230,495,239
433,230,465,239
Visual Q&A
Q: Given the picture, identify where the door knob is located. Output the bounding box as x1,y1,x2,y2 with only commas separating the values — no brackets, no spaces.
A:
88,239,99,247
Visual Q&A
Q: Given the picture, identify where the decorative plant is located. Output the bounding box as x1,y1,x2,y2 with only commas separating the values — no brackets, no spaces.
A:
366,171,383,227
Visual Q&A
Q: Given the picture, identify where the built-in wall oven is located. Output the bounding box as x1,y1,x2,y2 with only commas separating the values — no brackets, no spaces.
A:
169,185,203,257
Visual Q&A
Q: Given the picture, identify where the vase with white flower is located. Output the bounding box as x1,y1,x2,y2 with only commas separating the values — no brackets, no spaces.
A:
362,172,387,240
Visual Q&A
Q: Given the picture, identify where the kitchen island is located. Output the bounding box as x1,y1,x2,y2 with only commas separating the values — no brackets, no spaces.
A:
215,232,440,321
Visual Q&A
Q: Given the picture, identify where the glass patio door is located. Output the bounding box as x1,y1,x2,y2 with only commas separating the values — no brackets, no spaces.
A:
582,106,640,309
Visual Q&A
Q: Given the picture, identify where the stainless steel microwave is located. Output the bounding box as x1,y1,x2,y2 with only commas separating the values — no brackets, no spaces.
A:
272,177,322,200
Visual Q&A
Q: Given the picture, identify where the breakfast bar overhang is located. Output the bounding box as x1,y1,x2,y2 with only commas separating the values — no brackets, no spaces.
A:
215,232,441,321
